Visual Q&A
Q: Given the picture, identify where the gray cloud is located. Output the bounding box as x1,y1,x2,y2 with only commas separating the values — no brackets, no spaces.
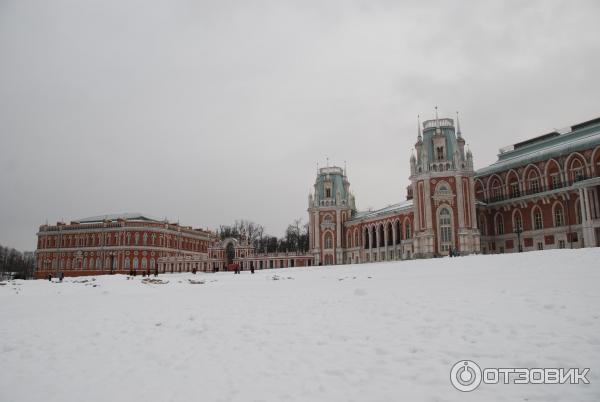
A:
1,0,599,250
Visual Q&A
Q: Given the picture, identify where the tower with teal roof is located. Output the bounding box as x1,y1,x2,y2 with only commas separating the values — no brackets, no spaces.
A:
410,109,480,257
308,164,356,265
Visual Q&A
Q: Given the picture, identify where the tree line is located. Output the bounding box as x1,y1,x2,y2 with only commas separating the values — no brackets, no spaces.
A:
0,244,35,280
217,219,310,254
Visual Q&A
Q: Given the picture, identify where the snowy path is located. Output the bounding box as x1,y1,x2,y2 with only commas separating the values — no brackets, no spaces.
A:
1,249,599,401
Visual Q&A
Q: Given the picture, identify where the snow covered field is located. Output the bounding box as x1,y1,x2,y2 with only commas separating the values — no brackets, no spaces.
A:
1,249,599,402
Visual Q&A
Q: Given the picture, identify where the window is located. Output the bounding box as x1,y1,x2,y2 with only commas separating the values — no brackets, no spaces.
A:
135,233,139,245
528,170,540,193
510,182,520,198
436,146,444,160
324,232,333,249
437,184,450,195
554,205,564,227
133,258,139,270
496,215,504,235
439,208,452,252
571,160,585,182
514,212,523,231
143,233,148,245
551,175,560,189
325,188,331,198
533,209,543,230
404,222,411,239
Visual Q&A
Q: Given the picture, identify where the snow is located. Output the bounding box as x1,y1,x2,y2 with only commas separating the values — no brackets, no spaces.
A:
1,249,599,402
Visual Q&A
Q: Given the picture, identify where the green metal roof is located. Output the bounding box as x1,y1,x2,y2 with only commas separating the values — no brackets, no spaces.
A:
476,117,600,177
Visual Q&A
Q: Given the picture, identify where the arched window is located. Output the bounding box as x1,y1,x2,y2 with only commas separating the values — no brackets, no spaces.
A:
124,258,130,269
528,169,540,193
324,232,333,249
513,211,523,231
83,258,88,270
354,230,359,248
533,207,543,230
143,233,148,245
96,258,102,269
553,203,564,227
495,213,504,235
490,178,502,201
575,200,582,224
150,258,155,270
404,221,411,239
133,257,139,270
134,233,140,245
569,157,585,183
436,184,451,195
439,208,452,252
88,258,94,270
142,258,147,270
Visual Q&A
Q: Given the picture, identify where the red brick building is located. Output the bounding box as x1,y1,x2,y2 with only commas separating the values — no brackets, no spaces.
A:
35,213,211,278
308,114,600,264
35,116,600,276
474,117,600,253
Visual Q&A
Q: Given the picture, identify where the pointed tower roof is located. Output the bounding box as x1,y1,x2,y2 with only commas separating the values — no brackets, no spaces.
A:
456,111,462,138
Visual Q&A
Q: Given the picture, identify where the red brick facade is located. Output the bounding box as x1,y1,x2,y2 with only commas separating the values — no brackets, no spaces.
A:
35,215,210,278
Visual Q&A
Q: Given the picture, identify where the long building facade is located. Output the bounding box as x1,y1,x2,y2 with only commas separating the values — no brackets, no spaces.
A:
35,115,600,276
308,115,600,264
35,214,312,278
35,213,212,278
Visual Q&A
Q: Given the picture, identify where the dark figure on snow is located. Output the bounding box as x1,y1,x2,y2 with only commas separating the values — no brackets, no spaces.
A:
48,274,52,281
250,266,255,274
59,272,64,282
154,268,158,277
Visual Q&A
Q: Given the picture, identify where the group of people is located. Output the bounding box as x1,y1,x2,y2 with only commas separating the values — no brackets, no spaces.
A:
47,272,64,282
128,269,159,277
233,264,255,274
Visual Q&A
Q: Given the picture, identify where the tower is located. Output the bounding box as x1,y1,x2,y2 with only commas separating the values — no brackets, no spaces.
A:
410,110,480,257
308,165,356,265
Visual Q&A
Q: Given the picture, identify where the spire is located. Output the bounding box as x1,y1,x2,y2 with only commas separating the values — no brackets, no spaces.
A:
417,114,422,141
456,111,462,138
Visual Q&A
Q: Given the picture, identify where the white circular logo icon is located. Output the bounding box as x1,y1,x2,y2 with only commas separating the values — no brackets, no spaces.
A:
450,360,482,392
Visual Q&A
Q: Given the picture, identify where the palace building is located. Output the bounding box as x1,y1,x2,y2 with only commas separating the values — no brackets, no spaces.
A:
35,114,600,277
35,213,212,278
308,114,600,264
35,213,312,278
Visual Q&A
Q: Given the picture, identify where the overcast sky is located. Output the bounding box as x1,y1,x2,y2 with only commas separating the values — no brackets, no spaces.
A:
1,0,599,250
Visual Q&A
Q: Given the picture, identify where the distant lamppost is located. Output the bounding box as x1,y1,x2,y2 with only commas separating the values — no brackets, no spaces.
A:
514,227,523,252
